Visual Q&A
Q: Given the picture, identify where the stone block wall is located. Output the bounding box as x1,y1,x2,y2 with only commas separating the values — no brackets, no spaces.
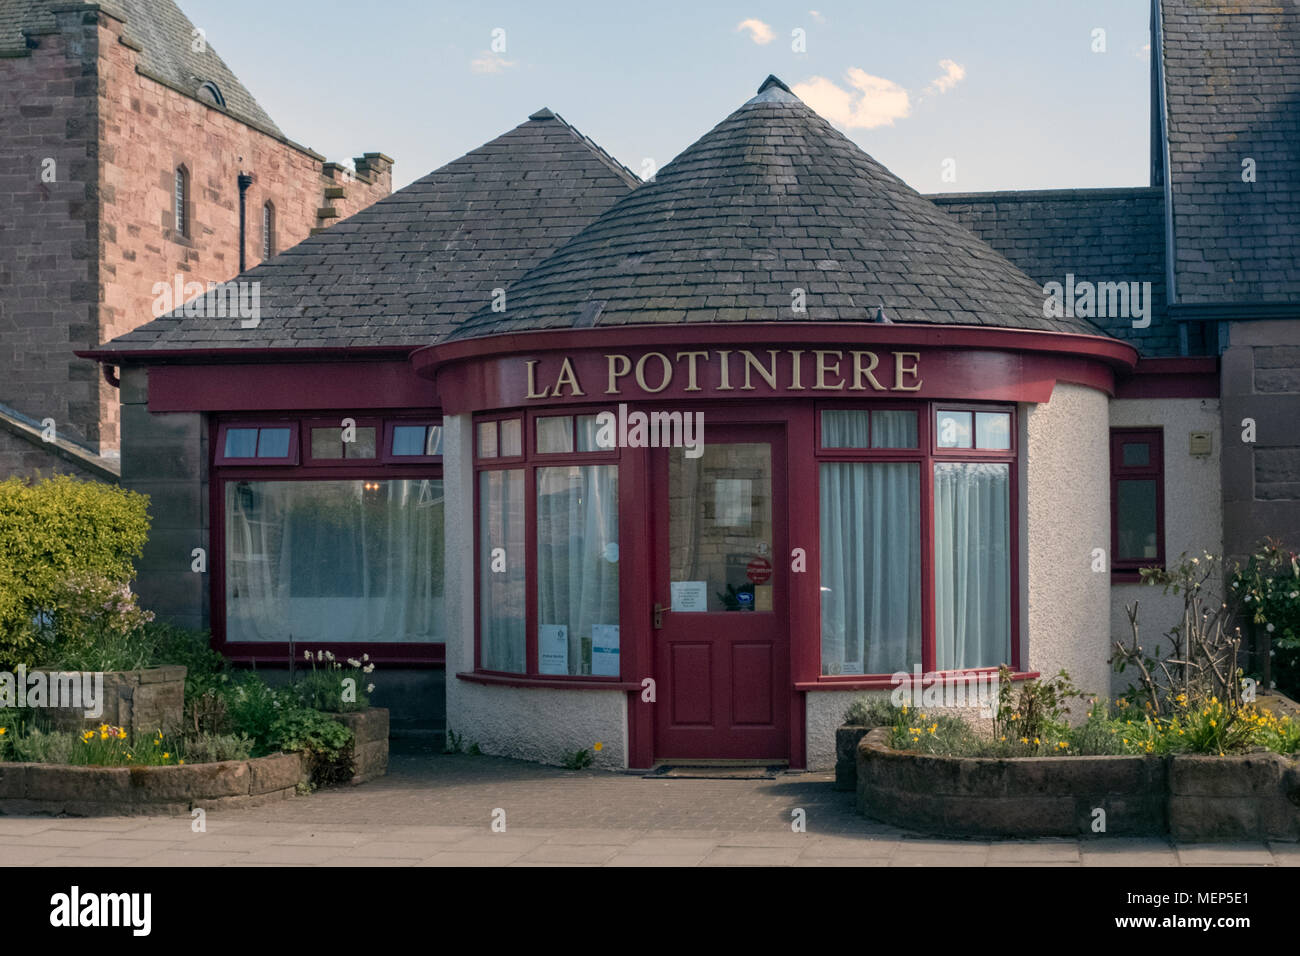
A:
119,366,209,630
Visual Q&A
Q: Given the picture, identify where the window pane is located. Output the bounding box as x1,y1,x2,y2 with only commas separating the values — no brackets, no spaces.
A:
576,415,604,452
224,479,445,642
536,416,574,454
311,427,343,460
936,410,973,449
934,462,1010,670
872,410,918,448
479,469,525,672
669,442,773,612
224,428,259,458
477,421,498,459
819,462,921,675
821,410,870,448
500,418,522,457
975,412,1011,450
344,427,376,459
536,465,620,676
425,425,443,456
1122,442,1150,467
392,425,427,457
1117,479,1158,560
256,428,291,458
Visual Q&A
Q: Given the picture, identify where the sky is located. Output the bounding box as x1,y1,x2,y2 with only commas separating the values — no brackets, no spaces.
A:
184,0,1154,194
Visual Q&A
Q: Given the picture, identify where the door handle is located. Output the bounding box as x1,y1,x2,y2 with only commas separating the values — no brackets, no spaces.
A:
653,602,664,630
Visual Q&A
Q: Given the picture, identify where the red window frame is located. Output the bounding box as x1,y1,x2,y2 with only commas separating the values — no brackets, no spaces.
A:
474,412,525,463
303,415,382,467
214,421,301,466
1110,427,1165,581
210,410,444,666
381,419,444,463
813,399,1020,681
472,407,622,684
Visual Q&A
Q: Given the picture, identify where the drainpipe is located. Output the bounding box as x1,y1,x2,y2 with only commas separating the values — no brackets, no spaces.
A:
237,172,253,272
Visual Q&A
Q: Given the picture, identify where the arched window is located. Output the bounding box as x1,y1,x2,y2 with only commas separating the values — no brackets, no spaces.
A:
262,202,275,259
174,166,189,238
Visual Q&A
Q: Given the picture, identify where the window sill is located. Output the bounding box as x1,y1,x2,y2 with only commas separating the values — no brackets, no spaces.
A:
1112,568,1162,584
795,670,1040,692
456,671,642,691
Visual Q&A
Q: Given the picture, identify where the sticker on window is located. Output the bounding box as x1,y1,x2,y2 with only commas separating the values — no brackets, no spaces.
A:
591,625,620,677
670,581,708,612
538,624,568,675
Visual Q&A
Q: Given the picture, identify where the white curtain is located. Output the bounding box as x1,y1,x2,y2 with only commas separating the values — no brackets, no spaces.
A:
933,462,1011,669
225,480,444,642
536,465,620,675
479,470,526,672
819,461,921,675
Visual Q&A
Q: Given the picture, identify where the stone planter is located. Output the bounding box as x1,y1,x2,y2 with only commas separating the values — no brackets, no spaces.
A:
0,752,308,816
329,707,389,784
856,727,1300,842
835,725,873,791
31,666,185,737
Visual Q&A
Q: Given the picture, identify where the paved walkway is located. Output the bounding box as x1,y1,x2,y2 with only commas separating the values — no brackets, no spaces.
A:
1,741,1297,866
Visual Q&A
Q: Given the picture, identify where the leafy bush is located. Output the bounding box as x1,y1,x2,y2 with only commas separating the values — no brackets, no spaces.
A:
290,651,373,713
0,475,151,668
993,666,1085,747
844,697,903,727
268,707,354,786
1231,538,1300,699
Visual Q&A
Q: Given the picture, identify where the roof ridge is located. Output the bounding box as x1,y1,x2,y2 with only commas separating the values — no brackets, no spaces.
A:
543,108,641,187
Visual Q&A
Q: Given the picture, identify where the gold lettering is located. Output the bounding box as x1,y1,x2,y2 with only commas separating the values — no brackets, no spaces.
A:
788,350,805,390
813,350,845,390
740,350,779,391
675,351,708,392
716,350,734,391
851,351,886,391
525,360,551,400
893,351,922,391
606,354,632,395
554,357,585,397
635,352,672,394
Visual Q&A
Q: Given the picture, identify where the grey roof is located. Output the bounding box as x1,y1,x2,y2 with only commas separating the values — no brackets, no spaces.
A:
931,187,1175,356
1,0,282,135
95,111,640,353
447,76,1108,343
1159,0,1300,304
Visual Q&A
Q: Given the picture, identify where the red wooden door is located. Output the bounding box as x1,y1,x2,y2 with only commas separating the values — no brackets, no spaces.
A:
651,423,790,760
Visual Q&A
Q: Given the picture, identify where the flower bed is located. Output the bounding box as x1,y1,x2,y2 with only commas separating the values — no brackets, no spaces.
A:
0,752,307,816
857,727,1300,841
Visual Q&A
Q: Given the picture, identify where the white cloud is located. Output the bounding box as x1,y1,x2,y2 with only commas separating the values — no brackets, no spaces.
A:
793,68,911,129
809,9,825,24
470,51,516,74
923,59,966,96
736,18,776,45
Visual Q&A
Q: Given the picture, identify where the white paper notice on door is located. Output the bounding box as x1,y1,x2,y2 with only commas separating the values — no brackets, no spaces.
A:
671,581,708,612
538,624,568,675
591,625,620,677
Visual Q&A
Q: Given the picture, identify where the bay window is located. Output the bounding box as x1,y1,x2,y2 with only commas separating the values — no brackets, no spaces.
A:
215,413,444,659
476,412,621,678
818,403,1017,677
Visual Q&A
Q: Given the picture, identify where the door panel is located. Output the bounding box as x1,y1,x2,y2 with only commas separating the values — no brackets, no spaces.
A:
653,425,789,760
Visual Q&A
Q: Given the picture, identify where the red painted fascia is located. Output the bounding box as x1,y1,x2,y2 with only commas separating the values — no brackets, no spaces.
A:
1114,357,1220,399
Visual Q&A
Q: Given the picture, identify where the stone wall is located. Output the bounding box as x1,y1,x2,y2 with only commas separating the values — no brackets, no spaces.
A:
1221,321,1300,566
119,366,208,630
857,727,1300,841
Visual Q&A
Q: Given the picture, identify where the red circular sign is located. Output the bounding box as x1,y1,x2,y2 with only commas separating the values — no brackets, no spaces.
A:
746,557,773,584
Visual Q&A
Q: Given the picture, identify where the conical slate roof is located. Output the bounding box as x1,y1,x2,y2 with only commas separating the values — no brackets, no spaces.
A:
95,111,639,352
449,76,1104,342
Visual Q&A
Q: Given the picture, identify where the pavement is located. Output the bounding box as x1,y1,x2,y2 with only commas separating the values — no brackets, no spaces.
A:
1,739,1297,867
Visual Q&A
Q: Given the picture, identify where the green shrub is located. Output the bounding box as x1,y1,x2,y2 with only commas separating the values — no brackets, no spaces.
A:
290,651,373,713
844,697,902,727
0,475,150,668
181,733,254,763
1231,538,1300,699
268,707,354,786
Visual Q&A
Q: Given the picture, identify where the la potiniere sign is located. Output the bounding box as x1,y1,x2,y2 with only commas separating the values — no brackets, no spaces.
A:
525,348,924,400
427,343,1118,412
